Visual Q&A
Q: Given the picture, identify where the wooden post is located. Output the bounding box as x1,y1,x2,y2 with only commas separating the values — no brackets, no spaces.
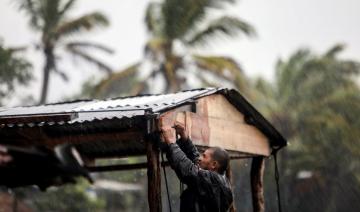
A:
251,156,265,212
146,139,162,212
226,163,236,212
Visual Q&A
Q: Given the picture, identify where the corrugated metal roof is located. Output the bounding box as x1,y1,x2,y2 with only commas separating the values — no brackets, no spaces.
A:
0,88,220,127
70,87,217,113
0,87,287,150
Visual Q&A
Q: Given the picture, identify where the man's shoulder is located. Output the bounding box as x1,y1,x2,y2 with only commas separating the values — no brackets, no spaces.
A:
197,169,227,184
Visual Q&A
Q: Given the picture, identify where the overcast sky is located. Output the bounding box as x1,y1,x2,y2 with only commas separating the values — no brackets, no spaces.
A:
1,0,359,104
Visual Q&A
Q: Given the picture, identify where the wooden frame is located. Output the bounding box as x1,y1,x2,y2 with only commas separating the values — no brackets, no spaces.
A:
0,91,281,212
251,156,266,212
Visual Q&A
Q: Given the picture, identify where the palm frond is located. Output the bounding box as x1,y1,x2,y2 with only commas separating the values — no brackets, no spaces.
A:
59,0,76,17
94,63,140,98
15,0,41,29
129,81,148,95
161,0,240,40
275,49,312,98
144,38,167,58
193,55,249,91
66,44,113,74
324,43,345,58
186,16,255,46
162,59,180,92
145,2,162,36
40,0,64,34
194,71,219,88
66,41,114,54
254,77,275,99
207,0,237,9
54,12,109,40
162,0,207,40
193,55,243,78
7,46,28,53
54,68,69,82
252,77,279,116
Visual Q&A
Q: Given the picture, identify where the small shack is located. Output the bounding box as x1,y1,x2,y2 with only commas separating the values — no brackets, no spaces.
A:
0,87,286,211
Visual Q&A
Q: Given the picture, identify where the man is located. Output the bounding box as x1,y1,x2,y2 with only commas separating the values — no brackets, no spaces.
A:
161,123,233,212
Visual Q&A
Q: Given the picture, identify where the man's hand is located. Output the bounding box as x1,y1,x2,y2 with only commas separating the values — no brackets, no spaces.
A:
174,122,189,141
160,126,176,144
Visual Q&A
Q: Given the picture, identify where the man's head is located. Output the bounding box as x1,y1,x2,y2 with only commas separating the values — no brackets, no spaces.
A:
198,147,230,175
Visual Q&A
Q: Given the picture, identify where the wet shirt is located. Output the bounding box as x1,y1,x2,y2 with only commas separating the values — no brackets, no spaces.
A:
166,139,233,212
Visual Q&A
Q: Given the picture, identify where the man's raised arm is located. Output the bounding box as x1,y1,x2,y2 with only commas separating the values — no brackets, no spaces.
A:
160,126,200,186
174,123,200,163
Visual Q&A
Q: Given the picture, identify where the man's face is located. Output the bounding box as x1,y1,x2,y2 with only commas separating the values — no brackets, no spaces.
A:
198,149,216,171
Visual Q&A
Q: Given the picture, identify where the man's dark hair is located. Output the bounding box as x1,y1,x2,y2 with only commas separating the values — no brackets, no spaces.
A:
209,147,230,175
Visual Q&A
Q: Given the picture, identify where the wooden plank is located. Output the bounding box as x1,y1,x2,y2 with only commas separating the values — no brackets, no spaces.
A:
146,139,161,212
251,156,265,212
158,104,193,130
226,163,236,212
197,94,245,123
194,94,270,156
177,112,210,145
47,131,144,147
87,161,169,172
175,112,270,156
207,117,270,156
159,94,271,155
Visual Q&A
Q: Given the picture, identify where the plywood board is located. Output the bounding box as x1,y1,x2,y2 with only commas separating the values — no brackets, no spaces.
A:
196,94,245,123
206,117,270,156
158,94,271,156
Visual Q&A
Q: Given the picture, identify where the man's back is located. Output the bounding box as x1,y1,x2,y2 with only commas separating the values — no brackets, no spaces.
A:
180,168,233,212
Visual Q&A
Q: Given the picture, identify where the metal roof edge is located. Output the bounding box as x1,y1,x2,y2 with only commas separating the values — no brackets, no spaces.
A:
151,87,222,113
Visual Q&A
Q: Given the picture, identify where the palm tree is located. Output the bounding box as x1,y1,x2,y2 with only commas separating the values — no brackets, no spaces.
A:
0,39,33,105
253,44,360,212
93,0,255,98
16,0,113,104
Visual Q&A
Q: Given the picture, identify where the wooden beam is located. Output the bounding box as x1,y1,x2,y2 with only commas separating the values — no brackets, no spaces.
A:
226,163,236,212
47,131,143,147
175,111,271,156
146,139,161,212
207,117,270,156
87,161,169,172
251,156,265,212
196,95,271,156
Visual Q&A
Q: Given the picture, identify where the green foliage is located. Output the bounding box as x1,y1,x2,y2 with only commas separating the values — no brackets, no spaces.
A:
252,44,360,212
93,0,255,97
0,40,33,105
92,157,148,212
32,179,105,212
15,0,112,104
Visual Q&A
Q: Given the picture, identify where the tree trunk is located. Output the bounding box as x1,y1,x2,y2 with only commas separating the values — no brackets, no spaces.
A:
251,156,265,212
146,139,162,212
163,41,179,92
39,47,54,104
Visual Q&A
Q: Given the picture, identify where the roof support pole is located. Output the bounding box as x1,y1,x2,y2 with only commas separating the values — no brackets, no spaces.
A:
146,139,162,212
251,156,265,212
226,163,236,212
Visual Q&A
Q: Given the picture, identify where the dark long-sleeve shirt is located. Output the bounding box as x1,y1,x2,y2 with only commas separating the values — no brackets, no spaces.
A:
166,139,233,212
